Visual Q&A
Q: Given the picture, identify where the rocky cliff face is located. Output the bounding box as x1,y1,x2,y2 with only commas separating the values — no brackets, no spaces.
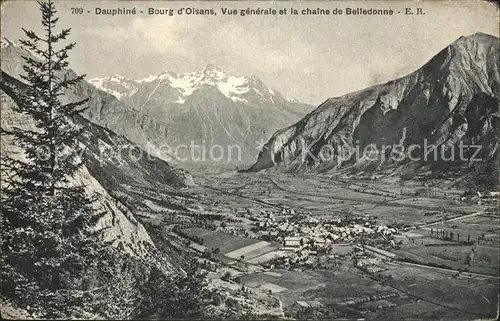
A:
89,64,313,163
0,70,185,261
0,69,189,317
247,33,499,186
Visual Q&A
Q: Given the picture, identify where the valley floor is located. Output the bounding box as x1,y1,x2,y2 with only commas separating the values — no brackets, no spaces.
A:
136,169,499,320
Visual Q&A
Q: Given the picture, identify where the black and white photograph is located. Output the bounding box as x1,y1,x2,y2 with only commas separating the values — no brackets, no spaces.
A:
1,0,499,319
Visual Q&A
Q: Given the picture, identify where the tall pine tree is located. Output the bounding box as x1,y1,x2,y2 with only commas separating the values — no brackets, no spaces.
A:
1,1,219,319
1,0,106,317
2,0,88,198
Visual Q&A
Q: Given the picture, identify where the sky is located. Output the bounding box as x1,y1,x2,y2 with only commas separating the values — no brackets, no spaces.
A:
1,0,498,105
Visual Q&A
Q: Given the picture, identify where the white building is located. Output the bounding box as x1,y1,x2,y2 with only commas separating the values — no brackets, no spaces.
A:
283,236,303,251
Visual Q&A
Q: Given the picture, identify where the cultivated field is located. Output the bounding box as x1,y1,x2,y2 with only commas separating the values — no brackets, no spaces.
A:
155,169,499,320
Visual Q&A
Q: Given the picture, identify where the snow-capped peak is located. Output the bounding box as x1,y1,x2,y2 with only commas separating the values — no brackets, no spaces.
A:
88,75,139,99
88,64,303,105
200,63,228,81
138,74,158,83
89,74,135,84
133,64,250,102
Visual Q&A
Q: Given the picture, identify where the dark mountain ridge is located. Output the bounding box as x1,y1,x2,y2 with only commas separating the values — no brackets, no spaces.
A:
246,33,499,188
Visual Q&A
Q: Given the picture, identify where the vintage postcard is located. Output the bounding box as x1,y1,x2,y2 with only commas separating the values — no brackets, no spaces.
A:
1,0,499,319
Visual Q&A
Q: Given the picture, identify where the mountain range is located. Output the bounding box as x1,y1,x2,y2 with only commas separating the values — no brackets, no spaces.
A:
1,30,498,318
246,32,499,188
88,64,313,163
2,37,313,165
2,33,498,185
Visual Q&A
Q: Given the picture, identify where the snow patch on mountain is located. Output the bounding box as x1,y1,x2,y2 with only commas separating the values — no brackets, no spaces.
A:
89,64,289,104
88,75,139,100
216,75,250,102
64,61,314,162
154,66,251,103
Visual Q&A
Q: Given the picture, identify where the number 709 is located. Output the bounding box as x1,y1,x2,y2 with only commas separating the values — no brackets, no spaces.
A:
71,7,83,14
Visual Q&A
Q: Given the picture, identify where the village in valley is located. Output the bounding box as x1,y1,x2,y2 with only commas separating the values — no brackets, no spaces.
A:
1,0,498,319
136,170,500,319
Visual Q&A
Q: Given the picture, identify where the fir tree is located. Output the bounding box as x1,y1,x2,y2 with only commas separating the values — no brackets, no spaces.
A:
1,0,88,199
0,0,106,317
